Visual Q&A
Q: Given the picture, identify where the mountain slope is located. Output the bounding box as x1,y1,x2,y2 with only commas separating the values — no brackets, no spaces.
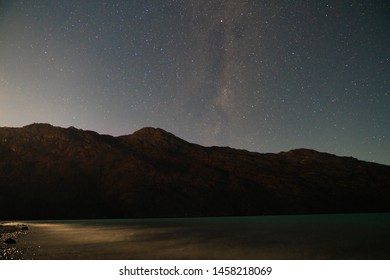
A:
0,123,389,219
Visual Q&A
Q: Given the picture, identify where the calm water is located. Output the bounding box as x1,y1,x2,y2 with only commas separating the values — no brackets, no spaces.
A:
16,213,390,259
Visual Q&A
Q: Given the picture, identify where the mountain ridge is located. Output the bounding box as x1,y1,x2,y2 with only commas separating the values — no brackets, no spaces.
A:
1,123,389,219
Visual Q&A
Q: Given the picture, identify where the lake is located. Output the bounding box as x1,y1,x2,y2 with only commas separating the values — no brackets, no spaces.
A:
15,213,390,259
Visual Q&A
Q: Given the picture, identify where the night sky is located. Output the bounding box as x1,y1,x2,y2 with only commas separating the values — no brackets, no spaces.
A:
0,1,389,164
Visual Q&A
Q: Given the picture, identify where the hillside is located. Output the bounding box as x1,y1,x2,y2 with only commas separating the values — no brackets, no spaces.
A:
1,123,389,219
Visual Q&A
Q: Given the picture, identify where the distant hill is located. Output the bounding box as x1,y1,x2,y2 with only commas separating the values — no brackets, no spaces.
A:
0,123,389,219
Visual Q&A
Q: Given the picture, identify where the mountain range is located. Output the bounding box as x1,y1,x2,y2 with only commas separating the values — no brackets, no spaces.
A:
0,123,389,219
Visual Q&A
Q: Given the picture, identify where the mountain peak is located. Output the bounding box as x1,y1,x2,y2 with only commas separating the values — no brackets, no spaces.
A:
23,123,55,130
128,127,190,148
133,127,174,137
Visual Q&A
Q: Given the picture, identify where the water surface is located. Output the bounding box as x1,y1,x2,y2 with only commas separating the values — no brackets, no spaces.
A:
16,213,390,259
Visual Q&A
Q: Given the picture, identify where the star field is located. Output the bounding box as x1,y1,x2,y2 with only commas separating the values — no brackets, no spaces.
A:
0,0,389,164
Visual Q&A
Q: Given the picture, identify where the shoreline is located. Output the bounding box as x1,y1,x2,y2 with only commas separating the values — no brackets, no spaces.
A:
0,223,30,260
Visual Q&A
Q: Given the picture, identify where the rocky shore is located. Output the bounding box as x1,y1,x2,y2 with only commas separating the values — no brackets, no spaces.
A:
0,223,29,260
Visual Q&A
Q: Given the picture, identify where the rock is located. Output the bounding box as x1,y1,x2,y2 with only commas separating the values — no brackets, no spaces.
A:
20,226,29,231
4,238,16,244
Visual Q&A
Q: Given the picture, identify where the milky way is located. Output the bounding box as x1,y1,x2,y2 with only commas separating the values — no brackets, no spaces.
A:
0,0,389,164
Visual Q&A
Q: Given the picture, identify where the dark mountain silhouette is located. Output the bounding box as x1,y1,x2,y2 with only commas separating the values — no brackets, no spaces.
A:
0,123,389,219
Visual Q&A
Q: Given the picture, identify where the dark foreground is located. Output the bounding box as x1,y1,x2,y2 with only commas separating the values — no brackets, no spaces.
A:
2,213,390,260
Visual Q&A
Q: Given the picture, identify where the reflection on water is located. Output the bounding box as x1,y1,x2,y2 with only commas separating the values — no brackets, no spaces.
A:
17,214,390,259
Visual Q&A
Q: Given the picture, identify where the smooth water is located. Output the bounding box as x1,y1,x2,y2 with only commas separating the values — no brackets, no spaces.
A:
16,213,390,259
